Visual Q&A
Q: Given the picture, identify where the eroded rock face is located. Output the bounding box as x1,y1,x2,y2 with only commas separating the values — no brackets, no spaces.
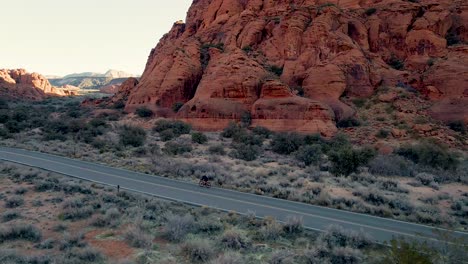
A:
0,69,66,100
117,0,468,134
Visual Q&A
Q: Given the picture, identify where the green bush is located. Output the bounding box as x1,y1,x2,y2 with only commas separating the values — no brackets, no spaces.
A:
0,99,8,109
376,129,390,139
268,65,284,76
124,226,153,248
192,132,208,144
221,122,243,138
232,143,261,161
329,147,376,176
154,120,191,135
337,118,361,128
5,196,24,208
253,126,273,138
0,128,11,139
0,223,42,243
160,129,176,141
208,145,226,155
352,98,367,108
271,133,304,155
0,111,9,124
119,125,147,147
232,130,263,146
388,55,404,70
163,142,193,155
164,213,194,242
295,145,322,166
220,229,251,250
396,142,459,170
136,107,153,118
172,102,184,113
182,238,215,263
365,8,377,16
382,238,438,264
448,121,466,134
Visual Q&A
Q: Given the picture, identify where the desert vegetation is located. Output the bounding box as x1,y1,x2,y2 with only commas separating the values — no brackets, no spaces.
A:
0,98,467,232
1,163,466,263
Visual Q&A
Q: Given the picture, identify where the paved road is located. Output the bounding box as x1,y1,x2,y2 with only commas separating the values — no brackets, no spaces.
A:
0,146,466,243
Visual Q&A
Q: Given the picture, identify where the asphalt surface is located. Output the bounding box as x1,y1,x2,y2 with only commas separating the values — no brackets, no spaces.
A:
0,146,467,244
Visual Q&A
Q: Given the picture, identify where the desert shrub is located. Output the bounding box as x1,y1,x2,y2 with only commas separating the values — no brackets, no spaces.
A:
160,129,176,141
337,118,361,128
164,213,194,242
196,217,224,234
62,182,92,195
0,223,42,242
318,225,372,249
0,99,8,109
368,155,415,177
241,112,252,127
268,65,284,76
208,144,226,155
365,8,377,16
119,125,147,147
231,143,261,161
124,226,153,248
448,121,466,134
382,238,438,264
220,229,251,250
283,216,304,235
14,187,28,195
136,107,153,118
396,142,459,170
1,210,21,222
211,252,243,264
329,147,376,176
416,173,435,186
58,233,86,250
0,250,51,264
181,238,215,263
446,29,462,46
271,133,304,155
376,129,390,139
221,122,243,138
163,141,193,155
232,130,264,146
5,195,24,208
36,238,55,249
269,250,296,264
260,219,284,241
154,120,191,135
451,198,468,218
91,208,120,227
0,128,11,139
173,102,184,112
388,55,404,70
252,126,272,138
330,247,363,264
192,132,208,144
61,198,93,220
65,247,104,263
34,179,59,192
295,145,322,166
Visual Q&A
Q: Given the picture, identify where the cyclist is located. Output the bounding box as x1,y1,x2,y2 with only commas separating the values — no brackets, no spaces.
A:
199,175,211,188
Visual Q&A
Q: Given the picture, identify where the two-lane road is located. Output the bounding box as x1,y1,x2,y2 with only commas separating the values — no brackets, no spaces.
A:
0,146,466,243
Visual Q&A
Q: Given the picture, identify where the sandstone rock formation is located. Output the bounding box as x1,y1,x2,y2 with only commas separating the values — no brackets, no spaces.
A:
116,0,468,135
0,69,67,100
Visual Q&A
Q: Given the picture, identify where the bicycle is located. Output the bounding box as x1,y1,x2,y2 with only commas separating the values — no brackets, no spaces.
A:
199,180,211,188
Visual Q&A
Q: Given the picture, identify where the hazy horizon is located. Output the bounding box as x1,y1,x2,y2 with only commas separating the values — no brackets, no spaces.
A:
0,0,192,77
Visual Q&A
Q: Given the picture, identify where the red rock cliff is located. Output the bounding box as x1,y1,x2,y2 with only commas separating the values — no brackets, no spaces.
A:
119,0,468,134
0,69,66,100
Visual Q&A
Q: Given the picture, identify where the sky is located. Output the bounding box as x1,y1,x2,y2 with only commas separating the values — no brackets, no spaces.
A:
0,0,192,76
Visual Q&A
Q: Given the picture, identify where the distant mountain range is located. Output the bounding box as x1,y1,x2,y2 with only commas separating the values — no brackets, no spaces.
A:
61,69,138,79
48,70,139,91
